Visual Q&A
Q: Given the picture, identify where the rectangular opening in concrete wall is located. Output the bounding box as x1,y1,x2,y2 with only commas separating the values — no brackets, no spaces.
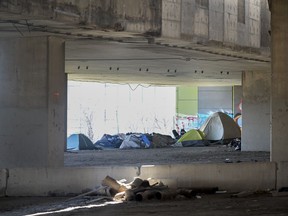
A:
65,82,268,168
66,81,176,147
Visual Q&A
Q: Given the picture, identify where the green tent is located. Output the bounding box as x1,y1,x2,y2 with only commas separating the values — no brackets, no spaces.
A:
176,129,207,147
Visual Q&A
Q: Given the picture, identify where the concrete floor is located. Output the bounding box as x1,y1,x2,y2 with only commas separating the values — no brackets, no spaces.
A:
64,146,270,167
1,193,288,216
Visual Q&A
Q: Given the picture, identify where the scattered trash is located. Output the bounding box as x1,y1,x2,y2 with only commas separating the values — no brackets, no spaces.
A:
231,191,254,198
68,175,221,204
151,133,175,148
231,138,241,151
232,190,271,198
225,158,232,163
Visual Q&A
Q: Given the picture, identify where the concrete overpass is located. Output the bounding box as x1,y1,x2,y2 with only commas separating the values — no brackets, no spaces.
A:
0,0,287,197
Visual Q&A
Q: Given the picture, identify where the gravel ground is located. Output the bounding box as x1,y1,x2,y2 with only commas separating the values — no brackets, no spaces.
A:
64,146,270,167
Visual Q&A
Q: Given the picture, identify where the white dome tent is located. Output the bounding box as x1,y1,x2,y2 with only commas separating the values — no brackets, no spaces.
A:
200,112,241,143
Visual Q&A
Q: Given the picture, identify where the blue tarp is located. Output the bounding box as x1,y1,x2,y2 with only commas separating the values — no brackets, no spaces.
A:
94,134,123,149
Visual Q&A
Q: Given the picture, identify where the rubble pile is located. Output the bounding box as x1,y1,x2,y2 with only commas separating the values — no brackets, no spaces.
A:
92,175,218,202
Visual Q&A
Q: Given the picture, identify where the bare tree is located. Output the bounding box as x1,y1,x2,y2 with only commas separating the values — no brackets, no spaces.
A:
84,111,94,141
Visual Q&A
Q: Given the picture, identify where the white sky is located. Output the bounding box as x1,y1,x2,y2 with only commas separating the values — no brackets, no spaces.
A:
67,81,176,142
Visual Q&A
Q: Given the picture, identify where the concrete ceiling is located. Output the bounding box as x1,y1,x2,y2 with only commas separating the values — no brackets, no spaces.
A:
0,12,271,86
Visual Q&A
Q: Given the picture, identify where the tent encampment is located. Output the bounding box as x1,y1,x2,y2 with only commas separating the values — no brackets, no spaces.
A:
67,133,96,150
200,112,241,143
119,133,151,149
94,134,123,149
175,129,206,147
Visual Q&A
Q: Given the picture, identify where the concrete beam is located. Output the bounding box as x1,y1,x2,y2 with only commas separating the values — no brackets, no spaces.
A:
140,163,276,192
7,166,139,196
5,163,276,196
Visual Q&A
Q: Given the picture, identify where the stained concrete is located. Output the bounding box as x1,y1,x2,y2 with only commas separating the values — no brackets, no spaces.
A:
242,71,270,151
3,162,276,196
271,0,288,162
162,0,265,49
0,36,66,168
0,0,162,34
277,162,288,190
6,167,139,196
0,169,7,197
140,162,276,192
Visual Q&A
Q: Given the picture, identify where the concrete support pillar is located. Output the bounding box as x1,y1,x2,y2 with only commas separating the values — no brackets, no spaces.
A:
233,85,242,116
0,36,67,168
242,71,270,151
271,1,288,162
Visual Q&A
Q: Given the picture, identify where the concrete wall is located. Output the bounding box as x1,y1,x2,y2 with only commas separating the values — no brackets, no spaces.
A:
0,36,66,168
162,0,267,49
0,162,276,196
162,0,182,38
0,169,7,196
270,0,288,163
198,86,233,115
260,0,271,48
209,0,224,42
242,71,270,151
0,0,162,34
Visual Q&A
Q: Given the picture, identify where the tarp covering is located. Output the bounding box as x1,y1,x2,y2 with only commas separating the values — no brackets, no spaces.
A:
200,112,241,141
67,133,96,150
119,133,151,149
94,134,123,149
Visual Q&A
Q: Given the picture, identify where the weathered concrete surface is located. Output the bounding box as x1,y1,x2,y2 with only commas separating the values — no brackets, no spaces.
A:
47,37,67,165
162,0,181,38
0,169,8,197
260,0,271,48
6,167,139,196
209,0,224,42
162,0,266,49
0,36,66,168
5,163,276,196
0,0,162,34
277,162,288,190
242,71,270,151
271,0,288,162
140,162,276,192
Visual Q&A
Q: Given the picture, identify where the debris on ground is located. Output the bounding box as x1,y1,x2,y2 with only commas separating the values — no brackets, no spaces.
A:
68,175,221,203
231,190,271,198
